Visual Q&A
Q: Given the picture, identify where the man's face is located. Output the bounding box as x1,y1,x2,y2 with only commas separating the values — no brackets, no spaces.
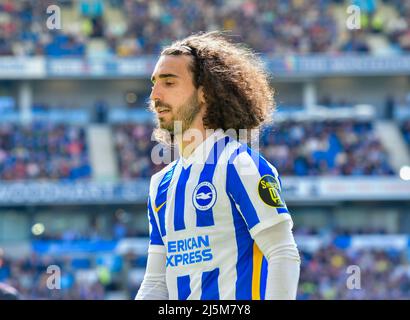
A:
150,55,201,133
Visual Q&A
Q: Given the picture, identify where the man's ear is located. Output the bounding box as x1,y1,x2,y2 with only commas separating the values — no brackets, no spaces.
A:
198,86,206,105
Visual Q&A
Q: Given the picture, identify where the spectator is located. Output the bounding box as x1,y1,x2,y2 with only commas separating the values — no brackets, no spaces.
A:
0,0,409,56
0,122,91,181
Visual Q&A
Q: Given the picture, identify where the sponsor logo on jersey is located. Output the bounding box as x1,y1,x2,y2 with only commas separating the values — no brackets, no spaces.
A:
166,235,213,267
258,174,286,208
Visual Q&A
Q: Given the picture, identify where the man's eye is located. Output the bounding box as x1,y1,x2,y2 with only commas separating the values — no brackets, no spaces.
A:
165,82,174,86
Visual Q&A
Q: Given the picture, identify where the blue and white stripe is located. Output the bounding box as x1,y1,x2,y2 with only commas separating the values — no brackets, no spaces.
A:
146,130,292,299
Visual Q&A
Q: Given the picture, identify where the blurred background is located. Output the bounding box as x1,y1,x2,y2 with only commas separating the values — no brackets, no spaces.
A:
0,0,410,300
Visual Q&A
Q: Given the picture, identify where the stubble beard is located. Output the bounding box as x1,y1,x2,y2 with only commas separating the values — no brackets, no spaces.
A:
153,93,201,145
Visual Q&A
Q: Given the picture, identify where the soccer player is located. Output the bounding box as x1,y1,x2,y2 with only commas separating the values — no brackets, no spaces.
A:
136,32,300,300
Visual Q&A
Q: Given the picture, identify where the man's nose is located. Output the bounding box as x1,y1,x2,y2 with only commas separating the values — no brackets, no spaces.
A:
150,83,163,101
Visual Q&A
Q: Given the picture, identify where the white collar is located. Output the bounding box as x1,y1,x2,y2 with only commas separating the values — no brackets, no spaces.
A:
179,128,226,169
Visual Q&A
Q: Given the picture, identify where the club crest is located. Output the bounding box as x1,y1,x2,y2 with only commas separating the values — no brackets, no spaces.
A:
193,182,217,211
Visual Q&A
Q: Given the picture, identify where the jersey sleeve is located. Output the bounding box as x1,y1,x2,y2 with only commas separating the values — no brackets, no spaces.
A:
147,196,166,254
226,145,292,238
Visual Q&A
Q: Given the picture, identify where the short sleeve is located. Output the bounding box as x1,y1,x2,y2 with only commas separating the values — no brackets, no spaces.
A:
226,145,292,238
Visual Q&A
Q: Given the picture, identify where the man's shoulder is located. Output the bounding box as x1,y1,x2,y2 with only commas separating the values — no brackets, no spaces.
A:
227,144,279,176
226,143,267,163
150,159,179,186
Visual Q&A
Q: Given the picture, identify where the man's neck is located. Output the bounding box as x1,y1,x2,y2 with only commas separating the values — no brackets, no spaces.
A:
175,125,208,159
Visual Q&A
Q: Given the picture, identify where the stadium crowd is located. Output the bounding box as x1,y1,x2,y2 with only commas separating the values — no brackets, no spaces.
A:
0,122,91,180
2,233,410,300
260,120,395,176
0,119,395,181
0,0,409,56
111,119,395,178
299,243,410,299
112,122,164,179
0,250,120,299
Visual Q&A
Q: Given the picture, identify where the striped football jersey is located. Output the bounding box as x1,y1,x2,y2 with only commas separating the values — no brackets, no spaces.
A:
147,129,292,300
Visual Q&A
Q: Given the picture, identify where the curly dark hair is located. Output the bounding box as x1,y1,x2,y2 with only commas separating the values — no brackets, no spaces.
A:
161,31,275,134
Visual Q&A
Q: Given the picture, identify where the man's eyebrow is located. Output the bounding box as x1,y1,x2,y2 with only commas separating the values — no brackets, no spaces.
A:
151,73,179,83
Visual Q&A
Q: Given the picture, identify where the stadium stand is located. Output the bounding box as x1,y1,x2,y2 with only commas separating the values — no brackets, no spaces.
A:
2,231,410,300
298,243,410,300
260,119,395,176
5,117,396,181
0,0,410,56
0,122,91,180
112,122,163,179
